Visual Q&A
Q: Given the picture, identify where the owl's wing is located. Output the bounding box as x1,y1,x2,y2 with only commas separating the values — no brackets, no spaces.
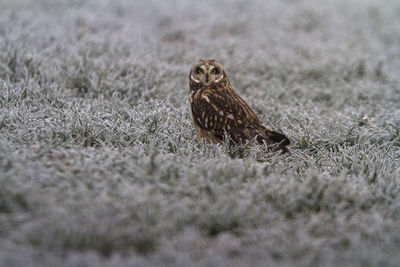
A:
192,89,290,150
220,90,290,149
191,90,261,142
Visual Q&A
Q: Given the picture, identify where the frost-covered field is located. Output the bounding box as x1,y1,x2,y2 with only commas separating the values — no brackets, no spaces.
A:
1,0,400,266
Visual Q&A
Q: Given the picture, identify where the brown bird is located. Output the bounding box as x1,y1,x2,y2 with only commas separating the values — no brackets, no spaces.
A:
189,59,290,153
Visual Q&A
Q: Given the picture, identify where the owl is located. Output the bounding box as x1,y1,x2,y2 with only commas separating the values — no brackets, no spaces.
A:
189,59,290,153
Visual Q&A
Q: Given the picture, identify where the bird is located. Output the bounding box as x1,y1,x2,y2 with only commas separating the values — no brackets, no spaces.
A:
189,59,290,153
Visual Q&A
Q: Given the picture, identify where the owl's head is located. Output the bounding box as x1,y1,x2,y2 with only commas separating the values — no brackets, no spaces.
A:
190,59,225,86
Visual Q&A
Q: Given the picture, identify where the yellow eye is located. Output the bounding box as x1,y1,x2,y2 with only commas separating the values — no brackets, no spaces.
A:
197,68,203,74
211,68,218,74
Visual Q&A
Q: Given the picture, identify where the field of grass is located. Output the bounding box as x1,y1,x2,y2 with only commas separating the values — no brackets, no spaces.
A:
1,0,400,266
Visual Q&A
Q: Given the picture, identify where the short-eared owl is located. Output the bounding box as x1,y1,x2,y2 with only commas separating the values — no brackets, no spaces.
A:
189,59,290,153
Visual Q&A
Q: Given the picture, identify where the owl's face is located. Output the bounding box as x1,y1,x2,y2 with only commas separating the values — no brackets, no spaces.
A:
190,59,224,86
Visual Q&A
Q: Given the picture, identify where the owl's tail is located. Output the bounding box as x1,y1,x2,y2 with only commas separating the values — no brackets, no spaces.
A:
261,127,291,153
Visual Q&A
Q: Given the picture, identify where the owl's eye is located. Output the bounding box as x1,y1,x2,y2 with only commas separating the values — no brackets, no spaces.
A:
211,68,218,75
197,68,204,74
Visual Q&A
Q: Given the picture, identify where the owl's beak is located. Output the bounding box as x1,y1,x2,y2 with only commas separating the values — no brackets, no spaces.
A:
205,74,209,84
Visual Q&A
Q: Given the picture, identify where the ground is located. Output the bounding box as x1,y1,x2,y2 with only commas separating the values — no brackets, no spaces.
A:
0,0,400,266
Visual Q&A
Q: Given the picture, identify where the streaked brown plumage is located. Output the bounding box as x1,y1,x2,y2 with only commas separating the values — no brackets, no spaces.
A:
189,59,290,153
